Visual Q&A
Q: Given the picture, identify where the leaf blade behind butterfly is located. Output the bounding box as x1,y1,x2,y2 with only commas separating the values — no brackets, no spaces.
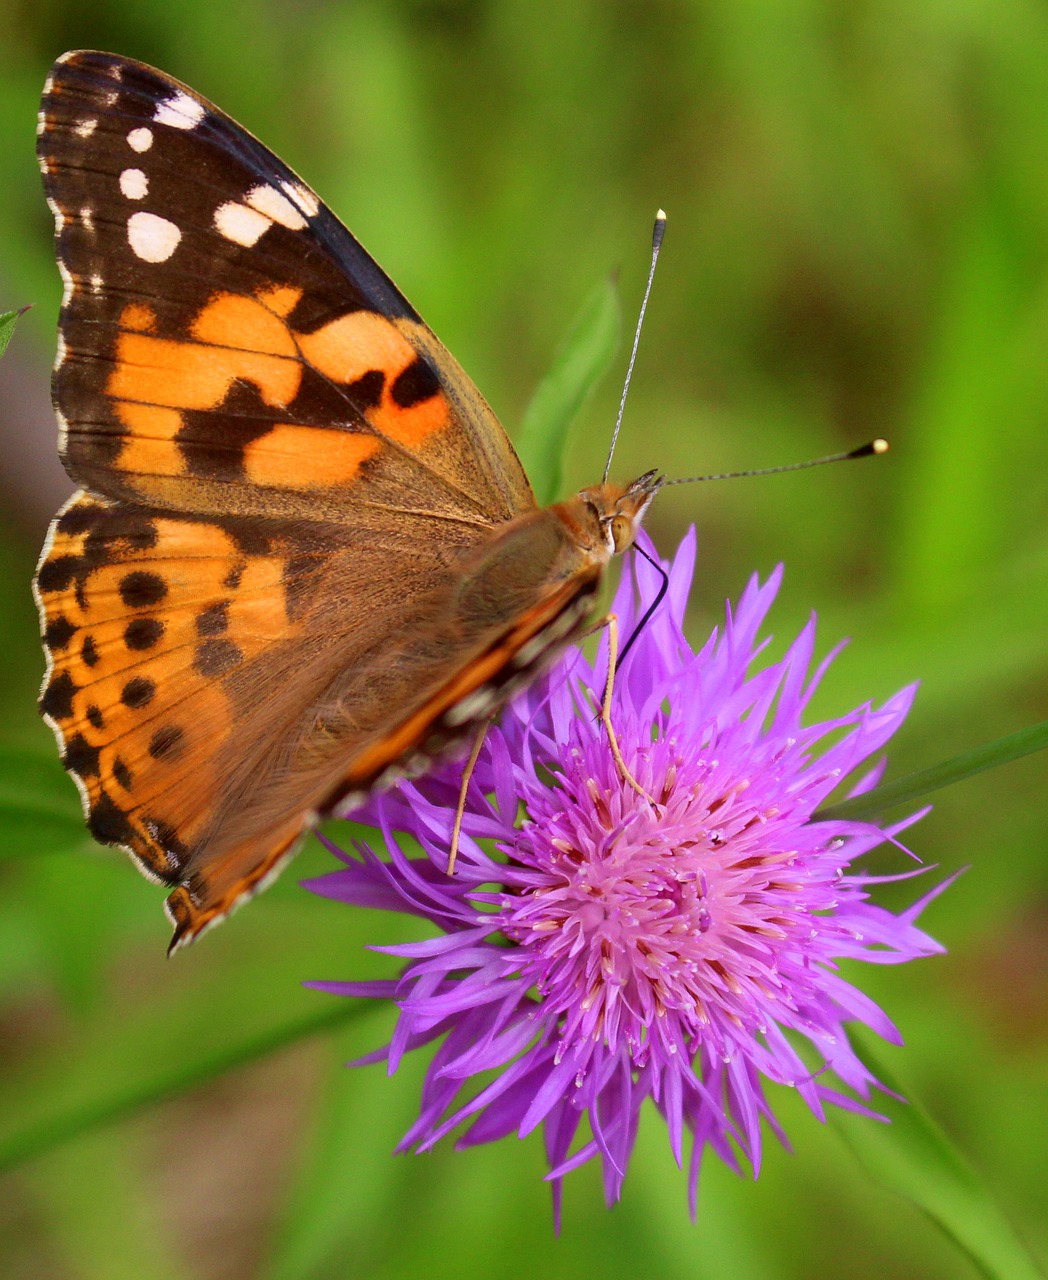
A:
0,305,30,359
517,276,622,506
815,717,1048,823
837,1036,1044,1280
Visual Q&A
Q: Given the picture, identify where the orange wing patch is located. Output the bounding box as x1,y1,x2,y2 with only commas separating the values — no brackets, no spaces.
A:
115,403,186,479
110,300,300,411
36,493,311,883
190,291,301,360
104,288,452,499
242,426,380,488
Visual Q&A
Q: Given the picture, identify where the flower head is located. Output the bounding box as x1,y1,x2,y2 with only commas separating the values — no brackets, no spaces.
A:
308,532,947,1217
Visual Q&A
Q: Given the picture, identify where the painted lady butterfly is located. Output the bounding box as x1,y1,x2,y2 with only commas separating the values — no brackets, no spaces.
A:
35,52,662,952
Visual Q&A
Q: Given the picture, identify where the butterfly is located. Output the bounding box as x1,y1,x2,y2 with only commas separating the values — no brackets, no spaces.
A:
34,51,664,953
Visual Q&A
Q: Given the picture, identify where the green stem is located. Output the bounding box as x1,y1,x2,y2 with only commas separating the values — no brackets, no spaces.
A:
816,718,1048,823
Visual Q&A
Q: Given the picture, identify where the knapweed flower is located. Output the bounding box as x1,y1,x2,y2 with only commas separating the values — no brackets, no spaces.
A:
308,531,948,1217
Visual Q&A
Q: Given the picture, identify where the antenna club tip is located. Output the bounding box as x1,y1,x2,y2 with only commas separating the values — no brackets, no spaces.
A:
651,211,667,251
848,438,890,460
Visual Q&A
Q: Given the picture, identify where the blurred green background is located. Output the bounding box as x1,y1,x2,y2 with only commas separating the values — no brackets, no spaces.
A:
1,2,1046,1278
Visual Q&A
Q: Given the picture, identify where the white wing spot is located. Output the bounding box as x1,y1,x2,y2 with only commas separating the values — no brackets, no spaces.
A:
214,201,271,247
73,118,98,137
127,127,153,152
245,184,307,230
444,688,498,727
154,91,206,130
80,206,95,232
128,211,181,263
281,181,320,218
56,258,73,307
119,168,149,200
89,273,103,295
334,790,366,818
45,196,66,231
102,89,119,107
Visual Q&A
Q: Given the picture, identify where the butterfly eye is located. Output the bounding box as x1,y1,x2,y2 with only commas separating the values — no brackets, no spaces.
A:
608,514,634,555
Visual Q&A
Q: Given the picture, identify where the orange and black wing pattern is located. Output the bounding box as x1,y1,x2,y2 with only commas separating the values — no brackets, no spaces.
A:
34,51,539,948
38,50,533,527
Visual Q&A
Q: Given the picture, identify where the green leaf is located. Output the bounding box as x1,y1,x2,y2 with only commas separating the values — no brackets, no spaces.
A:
516,275,622,505
815,718,1048,823
0,304,30,358
838,1038,1044,1280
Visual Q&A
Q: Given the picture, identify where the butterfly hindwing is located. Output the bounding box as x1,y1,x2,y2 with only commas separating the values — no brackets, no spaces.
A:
35,491,334,887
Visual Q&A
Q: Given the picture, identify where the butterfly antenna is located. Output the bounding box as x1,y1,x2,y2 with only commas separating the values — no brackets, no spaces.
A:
664,437,889,486
603,209,667,484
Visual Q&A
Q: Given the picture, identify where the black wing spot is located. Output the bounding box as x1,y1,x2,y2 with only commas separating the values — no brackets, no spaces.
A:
125,617,164,650
391,356,440,409
148,725,185,761
195,601,230,637
45,616,77,650
346,368,384,410
41,671,78,721
81,634,99,667
38,554,81,593
119,570,168,608
88,791,136,847
194,638,242,678
121,676,155,708
112,757,134,792
64,732,101,778
56,502,104,537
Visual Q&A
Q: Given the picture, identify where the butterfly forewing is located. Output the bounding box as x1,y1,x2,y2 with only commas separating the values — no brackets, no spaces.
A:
39,50,533,524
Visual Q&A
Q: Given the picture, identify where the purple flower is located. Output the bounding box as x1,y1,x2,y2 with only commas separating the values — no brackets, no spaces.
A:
307,531,948,1218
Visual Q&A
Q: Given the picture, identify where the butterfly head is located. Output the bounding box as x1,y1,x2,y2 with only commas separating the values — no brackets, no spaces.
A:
576,469,664,559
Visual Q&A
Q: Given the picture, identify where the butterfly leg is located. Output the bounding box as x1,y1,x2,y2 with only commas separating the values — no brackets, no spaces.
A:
592,612,654,804
447,717,492,875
